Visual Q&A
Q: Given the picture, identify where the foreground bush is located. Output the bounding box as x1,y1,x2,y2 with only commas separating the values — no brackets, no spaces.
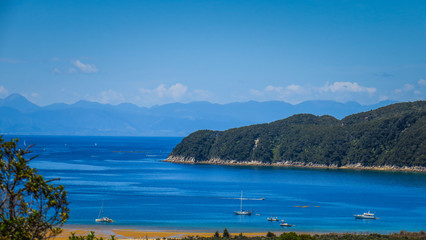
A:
68,231,116,240
178,230,426,240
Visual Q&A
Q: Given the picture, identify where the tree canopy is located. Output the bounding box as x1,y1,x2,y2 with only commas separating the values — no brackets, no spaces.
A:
0,137,69,240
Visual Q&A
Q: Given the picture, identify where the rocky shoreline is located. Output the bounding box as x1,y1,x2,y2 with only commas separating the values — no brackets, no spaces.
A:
165,156,426,172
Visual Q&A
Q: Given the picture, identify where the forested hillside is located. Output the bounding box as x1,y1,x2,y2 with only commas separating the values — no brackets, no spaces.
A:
168,101,426,168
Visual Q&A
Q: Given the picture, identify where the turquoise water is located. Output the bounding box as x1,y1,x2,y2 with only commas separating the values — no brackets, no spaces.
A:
11,136,426,233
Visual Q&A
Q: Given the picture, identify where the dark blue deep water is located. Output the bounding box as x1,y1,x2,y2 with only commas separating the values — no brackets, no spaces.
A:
10,136,426,233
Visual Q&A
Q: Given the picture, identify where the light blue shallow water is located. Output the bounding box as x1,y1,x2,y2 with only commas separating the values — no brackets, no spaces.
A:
11,136,426,233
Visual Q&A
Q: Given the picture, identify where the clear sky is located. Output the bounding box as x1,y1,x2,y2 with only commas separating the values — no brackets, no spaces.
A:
1,0,425,106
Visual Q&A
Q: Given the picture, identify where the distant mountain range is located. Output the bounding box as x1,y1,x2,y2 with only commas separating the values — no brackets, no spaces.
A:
0,93,397,136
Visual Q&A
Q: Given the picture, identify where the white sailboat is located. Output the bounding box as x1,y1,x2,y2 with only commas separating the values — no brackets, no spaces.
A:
234,191,252,215
95,201,113,223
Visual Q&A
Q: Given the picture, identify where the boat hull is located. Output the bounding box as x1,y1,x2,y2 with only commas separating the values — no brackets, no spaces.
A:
95,217,113,223
354,215,376,219
234,211,252,215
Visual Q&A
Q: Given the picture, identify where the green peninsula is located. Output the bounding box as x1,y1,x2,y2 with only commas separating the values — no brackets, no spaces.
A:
167,101,426,171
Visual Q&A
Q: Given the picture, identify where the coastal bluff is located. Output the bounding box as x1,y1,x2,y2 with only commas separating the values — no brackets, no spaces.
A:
166,101,426,171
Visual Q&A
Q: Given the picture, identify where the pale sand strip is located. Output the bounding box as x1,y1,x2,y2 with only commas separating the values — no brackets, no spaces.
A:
165,157,426,172
54,227,270,240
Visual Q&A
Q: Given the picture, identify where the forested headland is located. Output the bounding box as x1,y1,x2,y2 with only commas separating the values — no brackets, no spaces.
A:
167,101,426,171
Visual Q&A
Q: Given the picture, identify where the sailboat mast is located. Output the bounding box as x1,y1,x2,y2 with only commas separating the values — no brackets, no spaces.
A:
98,201,104,219
240,191,243,211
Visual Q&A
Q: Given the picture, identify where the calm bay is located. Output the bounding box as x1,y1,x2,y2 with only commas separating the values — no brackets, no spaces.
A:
13,135,426,233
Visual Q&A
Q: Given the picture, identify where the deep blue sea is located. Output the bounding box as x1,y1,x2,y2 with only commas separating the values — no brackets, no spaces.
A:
9,136,426,233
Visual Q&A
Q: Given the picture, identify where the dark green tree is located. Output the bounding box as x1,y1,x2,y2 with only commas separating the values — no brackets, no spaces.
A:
278,232,299,240
0,137,70,240
213,231,220,238
266,232,276,238
223,228,230,238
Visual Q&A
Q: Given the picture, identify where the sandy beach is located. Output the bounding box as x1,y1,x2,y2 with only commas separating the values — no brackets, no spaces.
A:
54,226,271,240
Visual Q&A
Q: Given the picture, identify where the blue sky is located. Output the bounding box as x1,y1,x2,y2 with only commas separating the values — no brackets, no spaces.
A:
0,0,425,106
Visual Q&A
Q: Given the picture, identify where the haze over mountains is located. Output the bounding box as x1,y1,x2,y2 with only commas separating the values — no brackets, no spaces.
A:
0,93,396,136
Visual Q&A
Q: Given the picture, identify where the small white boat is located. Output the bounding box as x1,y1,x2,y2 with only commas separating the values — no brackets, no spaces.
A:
95,216,113,223
267,216,279,221
95,201,114,223
354,211,377,219
280,220,292,227
234,191,252,215
234,210,252,215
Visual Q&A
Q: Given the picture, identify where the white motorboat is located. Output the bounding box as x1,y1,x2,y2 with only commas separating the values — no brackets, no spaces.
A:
280,220,292,227
267,216,279,221
354,211,377,219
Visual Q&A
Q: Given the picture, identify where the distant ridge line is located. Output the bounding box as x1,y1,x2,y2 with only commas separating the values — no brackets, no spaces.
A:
0,93,399,136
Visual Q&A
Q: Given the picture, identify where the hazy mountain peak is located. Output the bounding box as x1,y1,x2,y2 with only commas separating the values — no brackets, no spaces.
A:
1,93,40,112
5,93,26,100
72,100,111,109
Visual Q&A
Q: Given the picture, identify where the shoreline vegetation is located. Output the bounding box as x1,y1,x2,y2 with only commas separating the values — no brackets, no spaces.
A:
164,156,426,172
54,228,426,240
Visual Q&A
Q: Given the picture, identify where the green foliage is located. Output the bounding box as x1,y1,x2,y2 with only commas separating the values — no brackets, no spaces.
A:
172,130,221,160
0,137,70,240
314,231,426,240
278,232,299,240
170,101,426,168
214,231,220,238
266,232,276,238
180,231,426,240
223,228,230,238
237,233,246,240
69,231,116,240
